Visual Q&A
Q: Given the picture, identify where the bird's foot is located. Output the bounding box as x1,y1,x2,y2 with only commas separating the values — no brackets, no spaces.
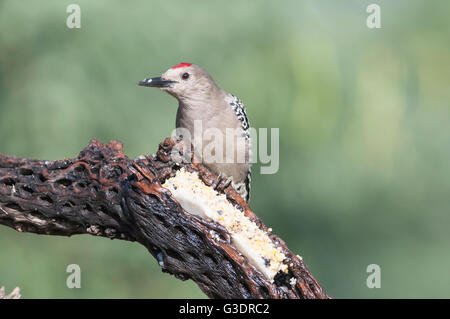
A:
211,173,232,192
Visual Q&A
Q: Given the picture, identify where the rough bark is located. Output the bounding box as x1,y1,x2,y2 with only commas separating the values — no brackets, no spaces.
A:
0,137,329,299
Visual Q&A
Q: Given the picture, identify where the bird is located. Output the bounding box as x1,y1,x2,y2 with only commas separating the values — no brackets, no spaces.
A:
138,63,252,202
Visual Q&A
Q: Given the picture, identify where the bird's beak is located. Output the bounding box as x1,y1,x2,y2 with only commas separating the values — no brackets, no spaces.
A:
138,77,176,88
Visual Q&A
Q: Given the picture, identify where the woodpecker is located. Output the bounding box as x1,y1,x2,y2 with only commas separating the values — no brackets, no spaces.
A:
138,63,252,202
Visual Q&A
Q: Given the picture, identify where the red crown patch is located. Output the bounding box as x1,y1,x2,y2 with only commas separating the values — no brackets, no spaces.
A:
171,62,192,69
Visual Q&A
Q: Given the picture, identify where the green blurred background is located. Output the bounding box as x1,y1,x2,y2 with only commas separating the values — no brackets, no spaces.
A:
1,0,449,298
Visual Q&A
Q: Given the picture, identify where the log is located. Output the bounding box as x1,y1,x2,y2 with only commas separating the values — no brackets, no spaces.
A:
0,137,329,299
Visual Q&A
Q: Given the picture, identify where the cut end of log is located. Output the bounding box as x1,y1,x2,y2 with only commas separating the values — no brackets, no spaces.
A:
163,168,288,281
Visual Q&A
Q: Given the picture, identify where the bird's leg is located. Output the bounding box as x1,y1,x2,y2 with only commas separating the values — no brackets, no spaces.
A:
210,172,224,189
211,173,232,192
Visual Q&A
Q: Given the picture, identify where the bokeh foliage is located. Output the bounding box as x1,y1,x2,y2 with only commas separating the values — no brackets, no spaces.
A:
1,0,450,298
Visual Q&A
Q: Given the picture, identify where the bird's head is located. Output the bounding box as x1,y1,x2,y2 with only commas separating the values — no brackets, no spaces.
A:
138,63,218,102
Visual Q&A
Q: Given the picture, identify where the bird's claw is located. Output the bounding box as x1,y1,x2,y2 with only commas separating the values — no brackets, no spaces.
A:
211,173,232,192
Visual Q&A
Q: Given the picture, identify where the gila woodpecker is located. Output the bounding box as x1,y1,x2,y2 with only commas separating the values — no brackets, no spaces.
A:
138,63,252,202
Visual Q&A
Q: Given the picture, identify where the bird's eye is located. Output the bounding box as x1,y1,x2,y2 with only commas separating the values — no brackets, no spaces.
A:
182,72,190,80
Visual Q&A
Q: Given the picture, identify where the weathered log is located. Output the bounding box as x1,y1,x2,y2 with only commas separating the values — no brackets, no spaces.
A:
0,137,328,299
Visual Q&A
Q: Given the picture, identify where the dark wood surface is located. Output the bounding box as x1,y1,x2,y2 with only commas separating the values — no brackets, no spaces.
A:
0,137,329,299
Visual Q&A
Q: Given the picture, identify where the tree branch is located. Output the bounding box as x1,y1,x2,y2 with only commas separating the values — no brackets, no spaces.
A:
0,137,328,299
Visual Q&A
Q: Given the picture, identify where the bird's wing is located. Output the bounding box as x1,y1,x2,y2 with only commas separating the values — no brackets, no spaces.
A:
228,94,250,140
